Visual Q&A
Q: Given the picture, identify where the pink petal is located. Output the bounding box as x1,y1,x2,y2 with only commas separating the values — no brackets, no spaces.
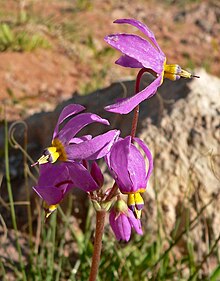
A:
127,209,143,235
105,74,163,114
127,140,148,192
53,104,85,139
66,162,99,192
114,18,164,55
69,135,92,144
38,163,69,187
33,184,69,205
116,55,144,68
134,137,153,182
109,211,131,242
90,161,104,187
108,137,132,190
57,113,109,143
105,34,164,74
65,130,120,161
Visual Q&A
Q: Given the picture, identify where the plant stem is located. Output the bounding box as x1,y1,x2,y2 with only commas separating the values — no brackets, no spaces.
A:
89,210,106,281
131,68,155,139
105,182,118,201
4,116,27,281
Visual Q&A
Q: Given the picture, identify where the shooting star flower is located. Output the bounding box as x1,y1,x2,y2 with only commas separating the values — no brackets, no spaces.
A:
104,18,199,114
106,136,153,218
109,198,143,242
33,104,120,165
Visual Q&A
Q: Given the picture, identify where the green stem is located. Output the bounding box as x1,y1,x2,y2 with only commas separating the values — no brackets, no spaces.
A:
4,117,27,281
22,122,33,249
89,210,106,281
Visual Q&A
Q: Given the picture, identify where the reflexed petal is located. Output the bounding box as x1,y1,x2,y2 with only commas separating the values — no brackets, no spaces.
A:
69,135,92,144
109,211,131,242
67,162,99,192
90,161,104,187
105,74,162,114
127,209,143,235
116,55,144,68
38,163,69,187
134,137,153,182
53,104,85,139
114,18,164,55
65,130,120,161
109,211,121,240
57,113,110,143
33,184,69,205
108,137,132,191
117,214,131,242
105,34,164,74
108,136,147,193
127,139,147,191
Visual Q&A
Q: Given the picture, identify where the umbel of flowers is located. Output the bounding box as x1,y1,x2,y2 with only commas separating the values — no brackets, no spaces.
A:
32,18,198,281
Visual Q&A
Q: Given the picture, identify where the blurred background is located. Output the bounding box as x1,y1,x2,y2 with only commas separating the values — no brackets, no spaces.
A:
0,0,219,280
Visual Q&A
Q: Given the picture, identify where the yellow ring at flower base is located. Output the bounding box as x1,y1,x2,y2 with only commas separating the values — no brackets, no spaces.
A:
37,138,67,165
51,138,67,161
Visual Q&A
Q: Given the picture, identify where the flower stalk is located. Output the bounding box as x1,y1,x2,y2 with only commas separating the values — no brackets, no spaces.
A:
131,68,153,139
89,210,106,281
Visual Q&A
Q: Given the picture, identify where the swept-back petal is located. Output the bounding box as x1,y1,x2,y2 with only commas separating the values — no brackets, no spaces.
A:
65,130,120,161
108,137,132,191
114,18,164,55
38,163,69,187
134,137,153,182
57,113,109,143
109,211,131,242
33,184,69,205
127,209,143,235
105,34,164,74
105,74,163,114
69,135,92,144
127,139,148,191
66,162,99,192
53,104,85,139
116,214,131,242
90,161,104,187
116,55,144,68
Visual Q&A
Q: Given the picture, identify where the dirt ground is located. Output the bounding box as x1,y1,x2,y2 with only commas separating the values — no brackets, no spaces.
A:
0,0,220,121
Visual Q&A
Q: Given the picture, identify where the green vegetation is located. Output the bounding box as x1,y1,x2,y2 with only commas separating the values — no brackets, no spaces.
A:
0,23,50,52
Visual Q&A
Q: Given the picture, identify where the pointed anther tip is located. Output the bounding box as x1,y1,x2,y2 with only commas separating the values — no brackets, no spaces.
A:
31,161,39,167
192,74,200,78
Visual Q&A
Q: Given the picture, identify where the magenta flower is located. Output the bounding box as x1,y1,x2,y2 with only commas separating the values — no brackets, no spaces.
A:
109,199,143,242
106,136,153,217
35,104,120,165
104,18,197,114
33,162,101,207
106,136,153,194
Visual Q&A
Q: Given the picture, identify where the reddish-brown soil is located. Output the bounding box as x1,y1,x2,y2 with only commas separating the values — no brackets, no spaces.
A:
1,0,219,121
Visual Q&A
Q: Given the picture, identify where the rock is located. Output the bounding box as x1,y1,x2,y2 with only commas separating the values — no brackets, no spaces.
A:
139,69,220,243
